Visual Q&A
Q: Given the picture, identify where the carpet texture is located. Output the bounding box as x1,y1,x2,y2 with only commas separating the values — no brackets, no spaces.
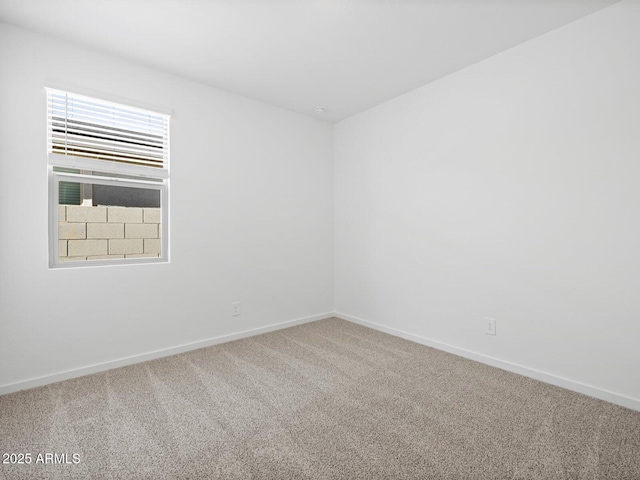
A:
1,318,639,479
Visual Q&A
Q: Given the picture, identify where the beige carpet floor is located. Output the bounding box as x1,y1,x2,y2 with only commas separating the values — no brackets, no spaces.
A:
1,317,639,479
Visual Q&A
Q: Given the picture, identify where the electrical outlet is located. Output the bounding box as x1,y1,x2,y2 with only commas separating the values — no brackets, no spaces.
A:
232,302,241,316
485,318,496,336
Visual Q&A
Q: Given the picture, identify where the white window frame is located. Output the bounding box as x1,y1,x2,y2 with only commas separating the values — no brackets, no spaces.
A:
47,88,170,268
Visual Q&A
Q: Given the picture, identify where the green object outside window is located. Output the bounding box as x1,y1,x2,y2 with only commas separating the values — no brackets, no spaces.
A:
56,168,81,205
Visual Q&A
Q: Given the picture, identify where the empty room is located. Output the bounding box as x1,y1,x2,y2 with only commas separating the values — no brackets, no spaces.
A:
1,0,639,478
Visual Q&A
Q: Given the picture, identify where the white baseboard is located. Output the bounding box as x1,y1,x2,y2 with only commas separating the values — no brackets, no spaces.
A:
6,310,638,412
0,312,334,396
335,312,640,412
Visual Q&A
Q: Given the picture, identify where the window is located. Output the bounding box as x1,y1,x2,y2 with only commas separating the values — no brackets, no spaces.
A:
47,89,169,267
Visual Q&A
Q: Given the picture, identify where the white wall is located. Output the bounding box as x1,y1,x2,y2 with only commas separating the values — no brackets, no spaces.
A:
0,23,334,391
335,1,640,407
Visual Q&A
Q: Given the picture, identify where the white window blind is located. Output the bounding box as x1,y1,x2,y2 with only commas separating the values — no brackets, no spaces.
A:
47,89,169,174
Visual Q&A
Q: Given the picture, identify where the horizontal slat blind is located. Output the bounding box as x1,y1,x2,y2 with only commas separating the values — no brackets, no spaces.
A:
47,89,169,171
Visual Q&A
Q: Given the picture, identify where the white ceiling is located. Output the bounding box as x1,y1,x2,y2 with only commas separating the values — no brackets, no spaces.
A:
0,0,618,122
